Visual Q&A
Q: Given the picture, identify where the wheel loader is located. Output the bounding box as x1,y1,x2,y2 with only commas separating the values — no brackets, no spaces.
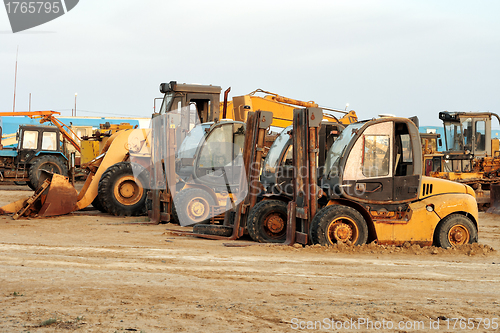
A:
251,108,479,248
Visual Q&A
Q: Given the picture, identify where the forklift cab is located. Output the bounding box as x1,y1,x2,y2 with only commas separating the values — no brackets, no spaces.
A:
190,121,246,191
261,125,294,196
261,122,344,197
326,118,422,205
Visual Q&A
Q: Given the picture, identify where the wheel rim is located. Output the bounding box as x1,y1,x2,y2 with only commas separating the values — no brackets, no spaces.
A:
263,212,286,239
448,224,470,246
38,162,63,183
113,175,143,206
40,162,62,173
326,216,359,244
186,196,210,222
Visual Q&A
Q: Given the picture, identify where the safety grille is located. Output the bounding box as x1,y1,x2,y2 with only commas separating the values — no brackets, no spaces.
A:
422,183,433,196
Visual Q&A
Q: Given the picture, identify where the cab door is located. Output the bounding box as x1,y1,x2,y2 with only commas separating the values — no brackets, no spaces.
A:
194,122,245,189
393,122,420,202
341,120,421,204
341,121,394,202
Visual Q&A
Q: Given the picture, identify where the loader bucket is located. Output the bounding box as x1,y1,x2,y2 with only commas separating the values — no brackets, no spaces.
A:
37,173,78,217
0,173,78,219
486,184,500,215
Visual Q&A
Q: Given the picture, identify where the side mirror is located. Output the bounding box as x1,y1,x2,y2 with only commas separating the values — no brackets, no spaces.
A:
438,138,442,147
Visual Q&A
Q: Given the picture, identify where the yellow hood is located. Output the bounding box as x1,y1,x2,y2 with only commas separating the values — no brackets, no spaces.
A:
419,176,474,199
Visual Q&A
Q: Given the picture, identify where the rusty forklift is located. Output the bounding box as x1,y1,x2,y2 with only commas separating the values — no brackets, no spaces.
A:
255,108,478,248
172,111,343,241
147,108,273,230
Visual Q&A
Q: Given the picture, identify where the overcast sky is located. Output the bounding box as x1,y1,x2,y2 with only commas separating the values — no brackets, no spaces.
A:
1,0,499,127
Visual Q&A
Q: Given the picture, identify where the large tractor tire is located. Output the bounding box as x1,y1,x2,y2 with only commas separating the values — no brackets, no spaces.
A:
310,205,368,246
98,162,149,216
434,214,478,248
28,155,68,190
173,188,216,226
247,200,288,243
92,195,107,213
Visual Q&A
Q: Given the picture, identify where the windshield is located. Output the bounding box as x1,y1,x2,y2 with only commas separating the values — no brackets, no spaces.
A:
444,122,463,151
177,123,212,159
262,125,292,174
324,122,364,176
159,92,174,115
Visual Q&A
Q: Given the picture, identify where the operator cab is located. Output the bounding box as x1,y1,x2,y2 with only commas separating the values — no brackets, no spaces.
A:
16,125,61,162
261,122,344,197
438,111,499,172
158,81,221,124
324,118,422,207
174,120,246,192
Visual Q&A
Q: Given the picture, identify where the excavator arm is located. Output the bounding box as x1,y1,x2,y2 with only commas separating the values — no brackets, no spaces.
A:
221,89,358,127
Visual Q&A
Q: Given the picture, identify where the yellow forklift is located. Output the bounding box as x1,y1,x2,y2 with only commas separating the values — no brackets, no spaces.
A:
265,108,478,248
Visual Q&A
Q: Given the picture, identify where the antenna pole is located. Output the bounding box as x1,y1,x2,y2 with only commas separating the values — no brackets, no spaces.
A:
13,46,19,112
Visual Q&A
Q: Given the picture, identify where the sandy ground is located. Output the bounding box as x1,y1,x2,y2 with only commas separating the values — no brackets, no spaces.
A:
0,187,500,332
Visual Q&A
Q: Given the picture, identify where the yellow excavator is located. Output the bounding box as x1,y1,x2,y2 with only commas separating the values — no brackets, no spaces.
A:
1,81,358,219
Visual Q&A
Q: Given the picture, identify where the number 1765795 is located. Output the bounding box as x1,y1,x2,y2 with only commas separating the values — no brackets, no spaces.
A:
5,2,61,14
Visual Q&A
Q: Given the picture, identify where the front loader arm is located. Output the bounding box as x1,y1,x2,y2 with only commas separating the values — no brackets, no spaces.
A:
75,129,134,210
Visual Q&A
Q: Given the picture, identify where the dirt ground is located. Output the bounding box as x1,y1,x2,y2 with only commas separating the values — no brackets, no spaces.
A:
1,187,500,333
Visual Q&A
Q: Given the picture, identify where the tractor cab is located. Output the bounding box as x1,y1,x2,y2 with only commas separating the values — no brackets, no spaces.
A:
11,125,62,162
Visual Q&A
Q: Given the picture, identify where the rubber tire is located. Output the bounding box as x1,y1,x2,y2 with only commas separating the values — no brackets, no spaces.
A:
174,188,216,226
98,162,149,216
434,214,478,249
92,195,107,213
247,200,288,243
193,224,233,237
28,155,68,189
310,205,368,246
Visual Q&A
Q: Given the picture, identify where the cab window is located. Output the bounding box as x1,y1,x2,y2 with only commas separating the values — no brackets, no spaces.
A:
362,135,390,177
475,120,486,152
22,131,38,149
394,122,414,176
42,132,57,151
